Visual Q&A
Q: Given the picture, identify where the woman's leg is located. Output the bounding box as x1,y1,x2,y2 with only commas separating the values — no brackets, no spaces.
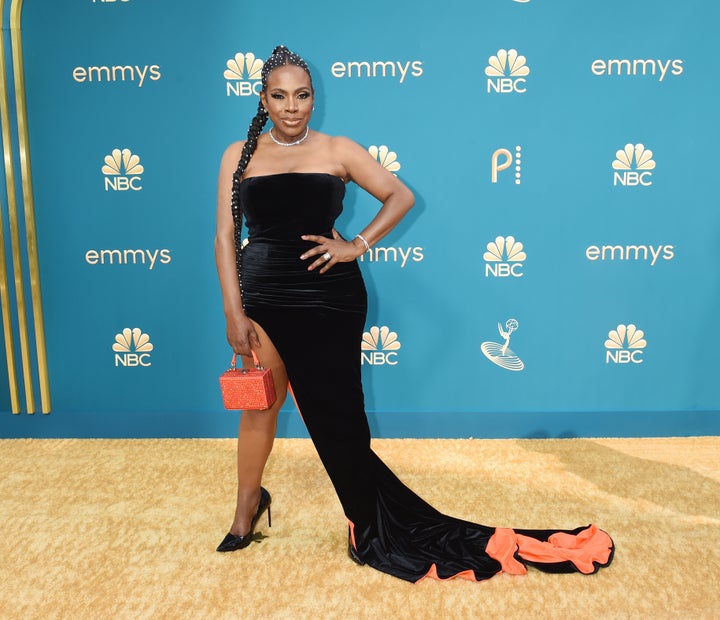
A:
228,319,288,536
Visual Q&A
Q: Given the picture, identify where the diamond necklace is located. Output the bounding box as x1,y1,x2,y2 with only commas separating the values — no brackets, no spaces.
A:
269,126,309,147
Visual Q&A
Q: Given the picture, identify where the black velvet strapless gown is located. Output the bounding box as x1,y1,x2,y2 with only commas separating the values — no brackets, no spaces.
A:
238,172,614,583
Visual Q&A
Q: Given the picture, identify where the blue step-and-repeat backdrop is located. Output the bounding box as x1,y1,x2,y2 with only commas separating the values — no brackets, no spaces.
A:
1,0,718,438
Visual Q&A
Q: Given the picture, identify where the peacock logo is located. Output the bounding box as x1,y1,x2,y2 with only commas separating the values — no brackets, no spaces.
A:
361,326,401,366
102,148,144,191
368,145,401,175
225,52,263,96
612,143,656,187
486,49,530,93
484,236,526,278
113,327,153,367
605,324,646,364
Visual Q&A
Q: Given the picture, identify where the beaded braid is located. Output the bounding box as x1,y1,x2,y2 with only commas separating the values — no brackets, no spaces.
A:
260,45,313,90
230,100,269,273
230,45,313,290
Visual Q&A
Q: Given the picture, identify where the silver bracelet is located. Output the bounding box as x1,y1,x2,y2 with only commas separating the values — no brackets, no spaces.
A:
354,234,371,253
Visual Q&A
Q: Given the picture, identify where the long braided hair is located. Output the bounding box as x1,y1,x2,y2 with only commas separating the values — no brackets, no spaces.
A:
230,45,313,259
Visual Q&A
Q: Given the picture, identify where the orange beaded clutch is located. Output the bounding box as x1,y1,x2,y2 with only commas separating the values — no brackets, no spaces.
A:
219,354,276,411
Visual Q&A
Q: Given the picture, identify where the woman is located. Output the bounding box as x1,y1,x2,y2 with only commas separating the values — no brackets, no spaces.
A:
215,45,614,583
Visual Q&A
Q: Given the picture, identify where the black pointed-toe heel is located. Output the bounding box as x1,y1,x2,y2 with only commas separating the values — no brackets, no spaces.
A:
348,526,365,566
217,487,272,552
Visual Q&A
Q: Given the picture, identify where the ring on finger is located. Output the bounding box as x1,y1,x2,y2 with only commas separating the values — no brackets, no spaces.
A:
322,252,331,261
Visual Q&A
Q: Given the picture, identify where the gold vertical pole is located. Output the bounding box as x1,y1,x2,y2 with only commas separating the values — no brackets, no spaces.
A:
0,202,19,412
0,214,17,412
10,0,51,413
0,0,26,413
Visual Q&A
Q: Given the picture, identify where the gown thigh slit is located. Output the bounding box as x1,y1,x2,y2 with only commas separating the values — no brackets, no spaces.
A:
237,172,614,583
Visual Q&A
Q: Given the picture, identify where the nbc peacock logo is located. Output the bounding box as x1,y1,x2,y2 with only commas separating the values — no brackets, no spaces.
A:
605,324,646,364
612,143,656,187
113,327,153,367
485,49,530,93
225,52,263,97
102,148,144,191
484,236,526,278
368,145,401,176
481,319,525,371
361,325,401,366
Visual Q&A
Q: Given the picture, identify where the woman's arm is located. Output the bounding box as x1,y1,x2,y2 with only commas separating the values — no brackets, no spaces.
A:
301,136,415,273
214,141,260,356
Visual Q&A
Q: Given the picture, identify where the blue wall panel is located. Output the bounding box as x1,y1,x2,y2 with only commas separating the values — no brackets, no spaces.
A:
1,0,718,437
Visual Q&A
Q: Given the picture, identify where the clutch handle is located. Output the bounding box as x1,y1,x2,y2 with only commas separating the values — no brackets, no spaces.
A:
229,351,265,371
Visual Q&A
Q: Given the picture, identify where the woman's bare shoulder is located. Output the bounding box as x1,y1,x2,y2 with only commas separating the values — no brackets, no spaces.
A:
221,139,246,162
325,134,370,160
327,134,360,147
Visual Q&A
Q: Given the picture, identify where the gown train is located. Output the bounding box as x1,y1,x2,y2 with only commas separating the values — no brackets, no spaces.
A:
237,172,614,583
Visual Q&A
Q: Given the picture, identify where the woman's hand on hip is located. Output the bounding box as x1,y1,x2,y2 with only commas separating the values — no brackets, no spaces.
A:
300,229,365,274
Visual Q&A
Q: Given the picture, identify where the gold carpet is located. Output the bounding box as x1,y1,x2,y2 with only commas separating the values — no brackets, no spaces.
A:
1,437,718,619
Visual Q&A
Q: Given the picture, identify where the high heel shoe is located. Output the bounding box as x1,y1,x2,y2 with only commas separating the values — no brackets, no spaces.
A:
348,526,365,566
216,487,272,552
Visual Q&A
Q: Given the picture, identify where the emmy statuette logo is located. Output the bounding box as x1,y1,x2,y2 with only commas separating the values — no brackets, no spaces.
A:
484,236,526,278
113,328,153,367
485,49,530,94
492,146,522,184
225,52,263,97
605,324,646,364
102,148,144,191
481,319,525,371
361,326,401,366
613,144,655,187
